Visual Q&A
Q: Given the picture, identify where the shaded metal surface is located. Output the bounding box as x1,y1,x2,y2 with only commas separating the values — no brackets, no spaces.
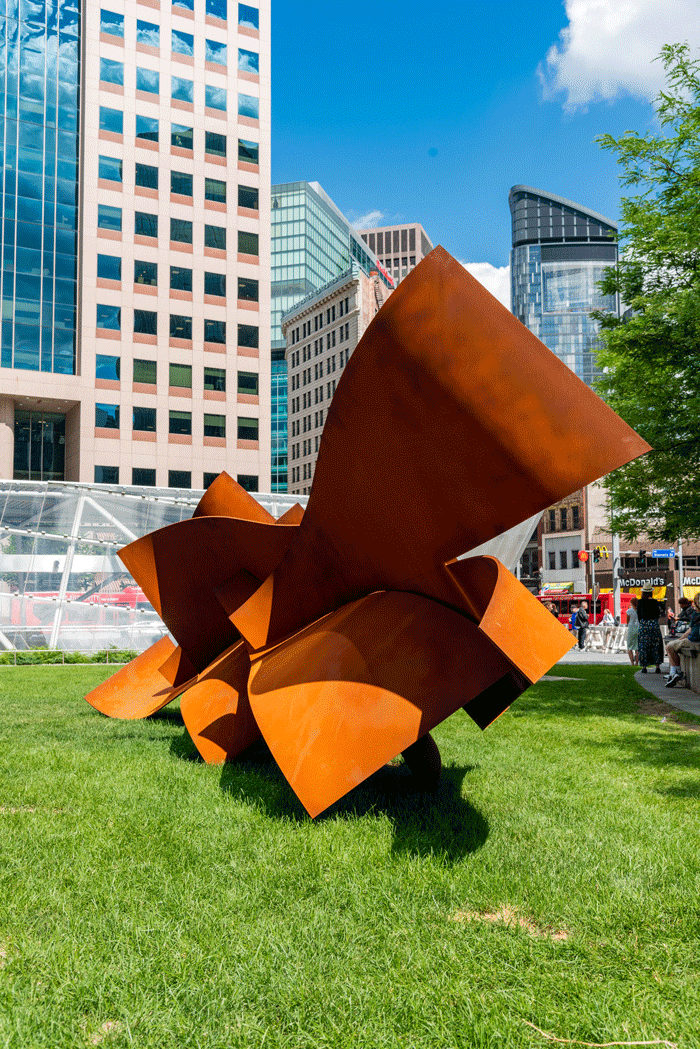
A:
84,246,650,818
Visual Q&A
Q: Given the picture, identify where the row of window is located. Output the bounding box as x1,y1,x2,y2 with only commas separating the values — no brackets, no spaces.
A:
289,298,351,344
548,550,583,571
289,327,350,369
100,44,257,83
289,384,336,426
290,432,321,460
116,251,259,293
94,467,260,492
97,187,257,234
101,3,258,36
99,165,258,217
96,312,258,347
99,136,257,171
99,92,257,132
96,355,258,394
547,506,581,532
290,463,312,484
96,403,258,441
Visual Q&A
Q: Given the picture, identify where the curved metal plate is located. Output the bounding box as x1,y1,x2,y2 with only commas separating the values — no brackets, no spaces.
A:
84,637,193,719
180,640,259,764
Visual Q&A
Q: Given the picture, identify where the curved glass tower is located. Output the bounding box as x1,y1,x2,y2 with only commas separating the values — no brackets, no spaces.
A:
509,186,618,386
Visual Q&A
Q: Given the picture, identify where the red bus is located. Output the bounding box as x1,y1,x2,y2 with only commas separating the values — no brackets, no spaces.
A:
536,591,634,627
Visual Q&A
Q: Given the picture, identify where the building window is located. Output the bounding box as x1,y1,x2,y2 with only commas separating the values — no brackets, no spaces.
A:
204,319,226,344
96,403,120,429
238,371,258,395
136,68,159,94
171,171,193,197
205,366,226,391
134,260,157,286
237,417,258,441
205,178,226,203
169,470,191,488
548,508,556,530
205,131,227,157
96,304,121,330
99,58,123,87
135,162,158,189
206,85,227,111
238,48,258,73
133,406,156,432
170,315,192,340
238,185,258,210
238,93,258,119
238,323,258,347
205,272,226,297
171,124,193,150
98,204,122,231
96,354,120,381
560,507,568,530
97,254,121,281
206,40,227,65
135,211,158,238
95,465,119,484
133,468,156,486
237,474,258,492
169,411,191,435
207,0,228,18
137,19,160,47
572,550,579,567
238,138,258,164
548,551,556,570
203,472,218,488
172,29,194,56
171,76,194,103
204,224,226,249
136,115,159,143
99,98,123,122
100,10,124,36
238,4,258,29
238,230,258,255
134,309,157,335
171,218,193,243
98,155,122,182
170,266,193,292
204,413,225,438
173,0,194,10
560,550,568,570
572,505,580,528
133,359,157,384
169,363,192,388
238,277,258,302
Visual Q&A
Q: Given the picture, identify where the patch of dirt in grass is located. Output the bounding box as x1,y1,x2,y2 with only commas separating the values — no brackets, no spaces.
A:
0,945,6,967
450,905,569,940
0,806,36,814
637,696,700,731
89,1021,123,1045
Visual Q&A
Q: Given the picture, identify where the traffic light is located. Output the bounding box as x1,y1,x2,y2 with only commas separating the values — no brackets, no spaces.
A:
638,549,646,565
593,546,601,563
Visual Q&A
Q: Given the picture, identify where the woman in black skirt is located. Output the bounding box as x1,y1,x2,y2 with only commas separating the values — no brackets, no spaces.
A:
637,584,664,673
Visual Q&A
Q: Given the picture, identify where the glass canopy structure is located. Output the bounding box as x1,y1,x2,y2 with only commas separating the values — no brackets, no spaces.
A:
0,480,306,652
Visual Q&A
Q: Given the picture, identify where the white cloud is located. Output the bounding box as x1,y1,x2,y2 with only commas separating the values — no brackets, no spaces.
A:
460,262,511,310
539,0,700,111
351,209,384,231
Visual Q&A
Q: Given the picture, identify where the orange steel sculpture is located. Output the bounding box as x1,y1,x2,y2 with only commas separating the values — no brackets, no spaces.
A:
86,247,650,818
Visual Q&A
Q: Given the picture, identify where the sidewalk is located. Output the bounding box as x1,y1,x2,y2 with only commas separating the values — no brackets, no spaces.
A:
556,645,700,716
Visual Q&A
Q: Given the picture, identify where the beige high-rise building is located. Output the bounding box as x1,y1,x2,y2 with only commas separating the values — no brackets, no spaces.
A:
358,222,433,285
283,263,390,495
0,0,270,493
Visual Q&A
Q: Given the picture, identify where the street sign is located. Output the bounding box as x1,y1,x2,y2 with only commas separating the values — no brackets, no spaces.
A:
652,549,676,558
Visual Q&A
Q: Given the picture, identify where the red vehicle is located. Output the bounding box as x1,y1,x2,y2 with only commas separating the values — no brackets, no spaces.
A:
537,591,634,627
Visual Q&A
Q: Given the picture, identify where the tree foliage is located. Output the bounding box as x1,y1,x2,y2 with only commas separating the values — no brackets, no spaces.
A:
594,43,700,542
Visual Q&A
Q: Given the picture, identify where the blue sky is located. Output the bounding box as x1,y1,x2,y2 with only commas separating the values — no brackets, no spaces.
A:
271,0,699,304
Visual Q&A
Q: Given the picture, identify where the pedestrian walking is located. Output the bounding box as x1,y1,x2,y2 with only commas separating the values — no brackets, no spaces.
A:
575,600,589,650
637,584,664,674
626,596,639,666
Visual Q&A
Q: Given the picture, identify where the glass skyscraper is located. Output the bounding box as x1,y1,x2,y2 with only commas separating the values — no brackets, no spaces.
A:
509,185,618,386
269,180,392,490
1,0,80,376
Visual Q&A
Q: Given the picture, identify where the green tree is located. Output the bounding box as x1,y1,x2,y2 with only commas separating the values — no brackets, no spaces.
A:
594,43,700,543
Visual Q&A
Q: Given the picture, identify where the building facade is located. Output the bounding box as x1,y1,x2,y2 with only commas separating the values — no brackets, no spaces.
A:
269,180,393,491
0,0,271,493
282,263,391,495
357,222,433,286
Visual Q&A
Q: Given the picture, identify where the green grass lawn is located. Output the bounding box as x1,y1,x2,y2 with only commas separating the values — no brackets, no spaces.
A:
1,664,699,1049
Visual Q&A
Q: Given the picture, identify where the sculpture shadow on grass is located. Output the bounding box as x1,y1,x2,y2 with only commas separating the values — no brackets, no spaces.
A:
210,737,488,862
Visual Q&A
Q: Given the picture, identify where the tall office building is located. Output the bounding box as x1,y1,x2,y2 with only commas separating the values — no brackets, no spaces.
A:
0,0,271,493
358,222,433,286
269,180,393,491
509,185,619,591
509,185,618,387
